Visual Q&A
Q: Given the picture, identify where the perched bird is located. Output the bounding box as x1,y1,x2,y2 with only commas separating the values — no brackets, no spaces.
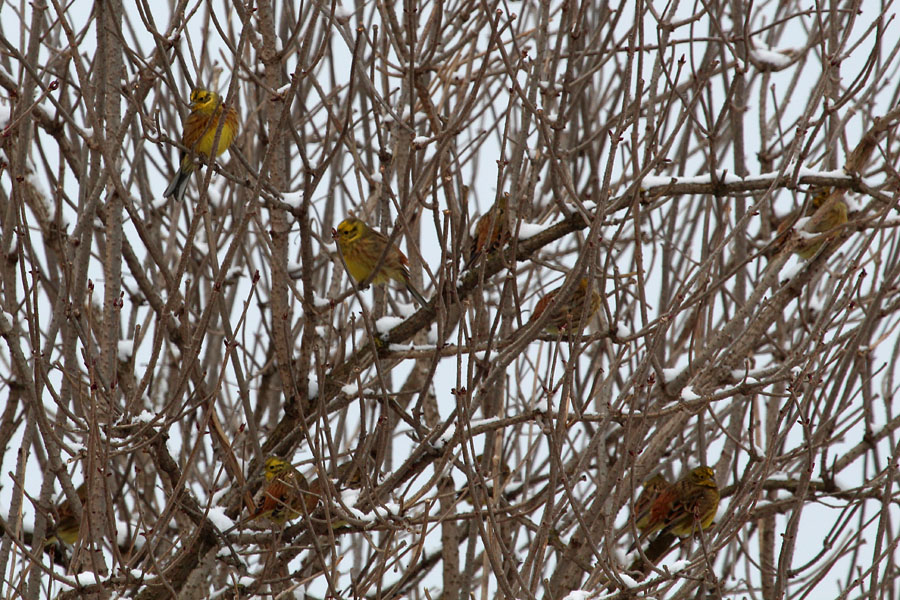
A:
633,473,672,533
334,217,428,305
776,187,848,259
303,461,366,530
528,278,600,335
466,194,510,267
163,88,239,202
307,460,367,498
248,457,318,524
45,482,87,546
458,453,512,506
332,460,367,490
635,466,719,539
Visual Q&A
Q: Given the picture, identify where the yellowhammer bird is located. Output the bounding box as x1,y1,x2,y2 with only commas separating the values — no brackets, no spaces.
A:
45,482,87,546
635,466,719,538
467,194,511,267
528,278,600,335
777,187,848,259
248,457,318,524
458,453,512,506
163,88,239,202
633,473,671,533
332,460,366,490
306,460,366,498
334,217,428,305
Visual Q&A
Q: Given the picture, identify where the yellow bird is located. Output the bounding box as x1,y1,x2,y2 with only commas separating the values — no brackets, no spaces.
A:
635,466,719,538
45,482,87,546
528,278,600,336
163,88,239,202
334,217,428,305
457,453,512,506
249,457,318,524
467,194,511,267
632,473,672,534
777,187,848,259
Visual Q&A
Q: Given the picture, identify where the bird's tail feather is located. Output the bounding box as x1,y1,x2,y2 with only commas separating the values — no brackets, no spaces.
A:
163,168,190,202
405,282,428,306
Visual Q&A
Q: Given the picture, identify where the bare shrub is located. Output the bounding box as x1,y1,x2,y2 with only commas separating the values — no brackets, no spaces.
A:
1,0,898,599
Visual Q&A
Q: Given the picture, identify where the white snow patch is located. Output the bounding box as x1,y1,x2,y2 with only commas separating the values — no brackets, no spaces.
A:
464,418,499,433
750,48,792,69
117,340,134,361
282,191,303,208
341,383,359,395
681,386,701,401
796,168,849,180
207,506,235,531
344,503,378,522
662,366,686,383
643,175,679,188
518,222,551,240
135,410,156,424
389,343,436,352
166,433,181,459
780,260,804,280
373,502,401,518
313,294,331,308
436,424,457,448
376,316,404,334
340,488,362,507
845,194,864,212
669,558,691,573
643,170,780,190
73,572,104,586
